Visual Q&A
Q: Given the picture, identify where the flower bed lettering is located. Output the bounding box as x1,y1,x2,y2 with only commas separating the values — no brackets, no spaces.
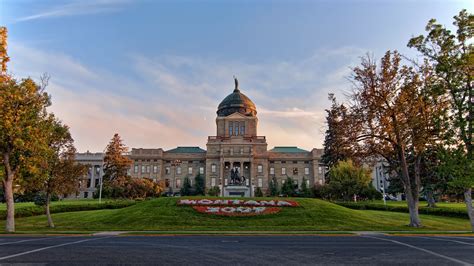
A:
193,206,281,216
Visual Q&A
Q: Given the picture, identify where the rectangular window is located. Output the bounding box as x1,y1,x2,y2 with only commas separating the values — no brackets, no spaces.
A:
318,166,322,174
281,161,286,164
229,122,233,136
188,167,193,175
95,166,101,174
134,165,139,173
153,165,158,173
211,178,216,187
306,179,310,187
176,179,181,188
176,167,181,175
165,179,170,187
282,167,286,175
87,179,91,188
141,165,145,173
240,124,245,135
304,167,310,175
199,167,204,175
165,167,170,175
240,148,244,154
211,164,216,173
235,122,239,136
270,167,275,175
293,161,297,164
146,165,150,173
258,178,263,188
257,164,263,173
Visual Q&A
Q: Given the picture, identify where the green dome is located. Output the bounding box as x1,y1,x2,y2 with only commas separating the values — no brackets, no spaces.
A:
217,86,257,117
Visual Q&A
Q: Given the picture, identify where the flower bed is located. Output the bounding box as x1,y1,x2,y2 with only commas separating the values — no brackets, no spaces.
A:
193,206,282,216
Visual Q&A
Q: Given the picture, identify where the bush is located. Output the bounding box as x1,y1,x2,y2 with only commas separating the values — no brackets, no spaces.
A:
101,176,163,200
0,200,136,219
207,186,220,196
254,187,263,197
336,201,469,219
359,185,383,200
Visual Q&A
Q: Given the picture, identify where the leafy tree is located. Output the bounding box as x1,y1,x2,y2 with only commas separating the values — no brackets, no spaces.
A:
321,94,353,173
347,51,446,227
193,173,205,195
326,160,372,201
281,177,296,197
33,117,86,228
0,27,52,232
102,176,162,199
408,9,474,230
300,177,311,198
268,176,279,196
180,177,192,196
103,133,132,182
254,187,263,197
207,186,220,196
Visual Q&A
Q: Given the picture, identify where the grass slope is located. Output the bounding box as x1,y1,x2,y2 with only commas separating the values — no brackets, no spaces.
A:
2,197,470,232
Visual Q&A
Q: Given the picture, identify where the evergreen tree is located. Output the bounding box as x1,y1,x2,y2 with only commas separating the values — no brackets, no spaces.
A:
194,173,205,196
268,176,279,196
281,177,295,197
103,133,132,182
300,177,311,198
180,177,192,196
254,187,263,197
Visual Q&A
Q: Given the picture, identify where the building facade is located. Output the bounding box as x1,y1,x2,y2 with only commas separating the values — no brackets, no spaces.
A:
76,80,327,197
75,152,104,199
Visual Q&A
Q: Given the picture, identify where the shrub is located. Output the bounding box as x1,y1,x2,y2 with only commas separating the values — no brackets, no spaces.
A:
101,176,163,199
207,186,220,196
254,187,263,197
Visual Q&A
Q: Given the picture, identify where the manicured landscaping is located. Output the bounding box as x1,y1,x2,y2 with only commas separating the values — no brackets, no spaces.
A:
0,199,136,219
336,200,470,219
2,197,471,232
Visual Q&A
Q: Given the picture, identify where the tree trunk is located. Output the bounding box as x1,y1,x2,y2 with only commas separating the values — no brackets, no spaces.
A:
426,189,437,208
464,188,474,232
3,153,15,233
405,187,422,227
45,192,54,228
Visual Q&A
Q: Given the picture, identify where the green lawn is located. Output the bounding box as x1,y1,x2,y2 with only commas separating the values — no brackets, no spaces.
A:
2,197,471,232
370,200,468,210
0,199,102,211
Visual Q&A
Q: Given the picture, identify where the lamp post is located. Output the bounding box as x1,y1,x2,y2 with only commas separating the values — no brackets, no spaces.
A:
171,159,182,196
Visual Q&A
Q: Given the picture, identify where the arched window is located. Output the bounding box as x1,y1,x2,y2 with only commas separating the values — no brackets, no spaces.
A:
229,122,233,136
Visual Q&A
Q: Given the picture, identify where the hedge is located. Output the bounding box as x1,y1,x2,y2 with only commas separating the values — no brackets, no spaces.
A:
0,200,136,220
336,201,469,219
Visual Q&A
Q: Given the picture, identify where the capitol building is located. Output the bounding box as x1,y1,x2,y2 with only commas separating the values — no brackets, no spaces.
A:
76,79,327,198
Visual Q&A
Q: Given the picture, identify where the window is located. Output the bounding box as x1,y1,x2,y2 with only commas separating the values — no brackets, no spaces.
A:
84,192,88,198
304,161,309,164
269,161,274,164
318,166,322,174
95,166,101,174
211,178,216,187
293,168,298,175
165,167,170,175
95,179,99,188
199,167,204,175
281,161,286,164
146,165,150,173
282,167,286,175
211,164,216,173
176,179,181,188
188,161,193,164
306,179,310,187
176,167,181,175
188,167,193,175
270,167,275,175
240,148,244,155
165,179,170,187
134,165,139,173
234,122,239,136
304,167,310,175
87,179,91,188
257,164,263,173
258,178,263,188
153,165,158,173
240,123,245,135
293,161,297,164
141,165,145,173
229,122,233,136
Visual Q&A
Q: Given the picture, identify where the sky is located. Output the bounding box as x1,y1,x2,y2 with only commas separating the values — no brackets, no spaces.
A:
1,0,472,152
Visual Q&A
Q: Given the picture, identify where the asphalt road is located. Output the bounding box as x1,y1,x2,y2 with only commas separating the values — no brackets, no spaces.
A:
0,234,473,265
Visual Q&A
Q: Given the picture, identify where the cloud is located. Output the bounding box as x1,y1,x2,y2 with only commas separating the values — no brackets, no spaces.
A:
16,0,131,22
8,43,364,152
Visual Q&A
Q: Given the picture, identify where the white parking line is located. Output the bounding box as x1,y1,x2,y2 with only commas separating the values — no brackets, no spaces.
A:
362,235,473,266
0,236,113,261
0,237,65,246
410,236,474,246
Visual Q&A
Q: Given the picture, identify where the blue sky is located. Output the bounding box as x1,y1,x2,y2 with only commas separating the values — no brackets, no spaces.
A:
1,0,471,152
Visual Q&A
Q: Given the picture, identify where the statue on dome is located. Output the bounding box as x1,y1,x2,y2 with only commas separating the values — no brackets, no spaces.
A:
233,75,239,91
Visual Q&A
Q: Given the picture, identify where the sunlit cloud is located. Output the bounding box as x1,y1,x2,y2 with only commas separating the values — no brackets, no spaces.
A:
8,44,364,152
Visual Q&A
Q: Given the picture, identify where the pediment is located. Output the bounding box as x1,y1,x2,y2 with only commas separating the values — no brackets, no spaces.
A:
226,112,248,119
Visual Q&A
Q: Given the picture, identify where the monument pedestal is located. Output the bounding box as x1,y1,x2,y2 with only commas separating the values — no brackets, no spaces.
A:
223,186,251,197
